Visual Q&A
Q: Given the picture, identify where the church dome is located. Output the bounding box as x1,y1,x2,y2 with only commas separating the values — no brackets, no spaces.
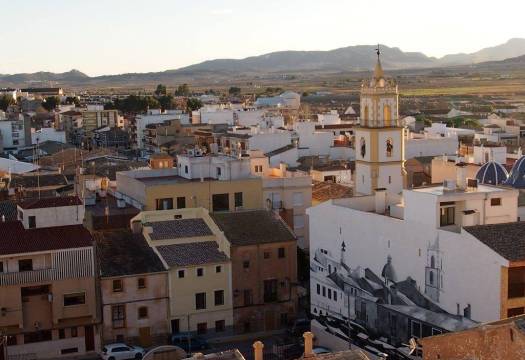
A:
506,155,525,188
476,161,508,185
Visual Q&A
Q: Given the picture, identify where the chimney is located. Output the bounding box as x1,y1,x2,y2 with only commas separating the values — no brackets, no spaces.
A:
279,162,287,177
374,188,387,214
253,341,264,360
456,163,467,190
303,332,314,357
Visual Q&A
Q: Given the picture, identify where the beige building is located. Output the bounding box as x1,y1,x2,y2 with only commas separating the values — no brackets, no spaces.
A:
0,197,100,359
131,208,234,337
96,229,169,347
116,168,263,213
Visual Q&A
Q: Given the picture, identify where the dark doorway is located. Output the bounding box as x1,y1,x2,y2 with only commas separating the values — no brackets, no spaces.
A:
84,325,94,351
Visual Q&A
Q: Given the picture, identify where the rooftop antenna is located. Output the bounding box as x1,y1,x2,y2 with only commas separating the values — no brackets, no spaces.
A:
375,43,381,59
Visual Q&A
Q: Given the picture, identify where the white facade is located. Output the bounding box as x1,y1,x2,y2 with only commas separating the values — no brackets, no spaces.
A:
317,111,341,125
17,203,85,229
31,127,67,144
0,115,27,151
294,122,333,157
473,145,507,164
405,132,458,159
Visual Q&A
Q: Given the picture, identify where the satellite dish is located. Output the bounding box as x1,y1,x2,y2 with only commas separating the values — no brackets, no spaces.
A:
408,337,417,355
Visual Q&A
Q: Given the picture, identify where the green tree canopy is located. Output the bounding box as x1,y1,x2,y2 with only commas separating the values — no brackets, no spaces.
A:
158,95,176,111
105,95,160,113
42,96,60,111
154,84,167,96
65,96,80,106
228,86,241,96
0,95,15,111
174,83,191,97
186,98,203,112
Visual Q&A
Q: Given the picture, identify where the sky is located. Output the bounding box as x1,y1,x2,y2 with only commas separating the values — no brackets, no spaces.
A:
1,0,524,76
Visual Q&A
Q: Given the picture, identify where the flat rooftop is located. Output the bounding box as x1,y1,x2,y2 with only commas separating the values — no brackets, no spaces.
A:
410,184,508,196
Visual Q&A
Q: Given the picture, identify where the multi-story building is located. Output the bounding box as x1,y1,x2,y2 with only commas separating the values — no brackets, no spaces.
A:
211,210,298,333
96,229,169,347
0,196,100,359
134,109,190,150
142,119,194,155
92,127,130,149
81,106,122,132
0,113,31,153
115,158,263,212
131,208,234,337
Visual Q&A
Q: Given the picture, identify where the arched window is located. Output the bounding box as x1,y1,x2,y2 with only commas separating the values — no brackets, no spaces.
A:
360,138,366,158
431,255,435,268
386,138,393,157
384,104,392,125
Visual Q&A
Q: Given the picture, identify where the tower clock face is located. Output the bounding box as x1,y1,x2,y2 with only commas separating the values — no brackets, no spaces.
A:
360,138,366,158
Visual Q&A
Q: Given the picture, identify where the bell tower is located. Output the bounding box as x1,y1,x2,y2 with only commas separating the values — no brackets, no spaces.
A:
354,46,405,195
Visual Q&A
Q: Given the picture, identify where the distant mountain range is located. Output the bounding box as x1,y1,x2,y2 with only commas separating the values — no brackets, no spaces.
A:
1,38,525,87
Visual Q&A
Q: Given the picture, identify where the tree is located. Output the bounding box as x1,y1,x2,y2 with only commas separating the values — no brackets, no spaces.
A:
42,96,60,111
228,86,241,96
0,95,15,111
158,95,176,111
65,96,80,106
174,83,191,97
154,84,167,96
186,98,203,112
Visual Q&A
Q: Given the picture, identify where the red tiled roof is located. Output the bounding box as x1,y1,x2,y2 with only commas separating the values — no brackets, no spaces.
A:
18,196,82,210
0,222,93,255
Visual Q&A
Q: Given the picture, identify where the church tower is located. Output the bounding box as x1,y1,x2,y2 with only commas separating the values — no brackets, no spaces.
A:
354,48,405,195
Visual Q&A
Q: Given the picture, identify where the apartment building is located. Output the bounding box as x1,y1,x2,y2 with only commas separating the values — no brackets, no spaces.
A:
211,210,298,334
131,208,234,337
141,119,194,155
0,196,99,359
0,113,31,153
96,230,169,347
134,109,190,149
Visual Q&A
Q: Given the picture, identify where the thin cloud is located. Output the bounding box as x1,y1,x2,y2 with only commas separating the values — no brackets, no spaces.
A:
210,8,233,15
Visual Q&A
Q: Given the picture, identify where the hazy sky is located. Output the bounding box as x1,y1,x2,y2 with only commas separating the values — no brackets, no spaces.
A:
2,0,524,76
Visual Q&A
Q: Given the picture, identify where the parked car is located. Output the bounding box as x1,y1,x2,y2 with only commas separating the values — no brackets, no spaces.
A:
170,333,210,352
100,343,145,360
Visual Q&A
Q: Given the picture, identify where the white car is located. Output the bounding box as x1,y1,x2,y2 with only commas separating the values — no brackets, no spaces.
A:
100,343,146,360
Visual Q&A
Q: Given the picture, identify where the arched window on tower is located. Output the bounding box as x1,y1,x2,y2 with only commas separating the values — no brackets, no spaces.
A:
384,104,392,126
386,137,393,157
431,255,435,268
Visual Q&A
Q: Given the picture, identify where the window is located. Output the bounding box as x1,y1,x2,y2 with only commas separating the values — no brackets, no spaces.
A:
254,165,263,173
212,193,229,212
18,259,33,272
197,268,204,277
197,322,207,335
440,206,455,227
112,279,123,292
155,198,173,210
214,290,224,306
138,306,148,319
328,288,332,299
243,260,250,269
178,270,185,278
264,251,271,259
278,247,285,258
388,176,392,184
280,313,288,327
28,216,36,228
322,286,326,297
491,198,502,206
234,192,243,208
171,319,180,334
195,292,206,310
59,328,65,339
216,167,222,177
112,305,125,328
508,307,525,317
316,284,320,295
215,320,225,332
184,165,188,174
386,137,393,157
138,278,146,289
243,289,253,306
334,291,337,301
411,320,422,338
63,293,86,306
264,279,278,303
293,215,305,229
215,265,221,273
176,197,186,209
292,192,304,206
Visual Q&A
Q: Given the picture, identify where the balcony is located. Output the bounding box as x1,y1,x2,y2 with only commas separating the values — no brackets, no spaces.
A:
0,268,55,286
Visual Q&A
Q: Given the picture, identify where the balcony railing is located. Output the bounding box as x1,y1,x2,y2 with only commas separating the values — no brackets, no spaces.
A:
0,268,55,286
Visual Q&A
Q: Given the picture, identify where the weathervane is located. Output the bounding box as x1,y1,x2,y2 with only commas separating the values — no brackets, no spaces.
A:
375,44,381,59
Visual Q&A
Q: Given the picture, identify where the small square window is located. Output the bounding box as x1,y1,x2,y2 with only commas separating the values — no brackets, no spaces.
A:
112,279,123,292
243,261,250,269
216,265,222,273
178,270,185,278
215,320,225,332
138,306,148,319
491,198,501,206
197,268,204,277
278,247,285,258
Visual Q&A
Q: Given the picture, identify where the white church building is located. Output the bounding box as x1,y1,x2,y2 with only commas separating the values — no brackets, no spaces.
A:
308,54,525,348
